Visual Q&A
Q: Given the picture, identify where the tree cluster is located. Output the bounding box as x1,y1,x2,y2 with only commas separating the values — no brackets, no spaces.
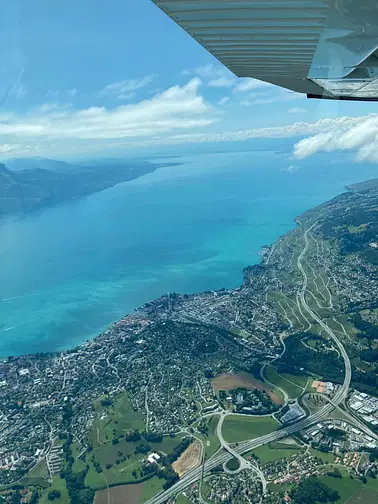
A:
290,476,339,504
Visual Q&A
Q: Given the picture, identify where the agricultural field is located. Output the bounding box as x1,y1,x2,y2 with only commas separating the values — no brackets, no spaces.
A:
267,290,308,330
141,477,166,502
309,448,336,464
247,442,304,464
222,415,278,443
212,371,283,405
280,372,309,388
94,477,165,504
172,441,202,477
264,366,303,399
318,473,364,503
345,487,378,504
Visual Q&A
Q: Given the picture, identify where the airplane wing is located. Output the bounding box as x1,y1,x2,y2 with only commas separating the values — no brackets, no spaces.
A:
151,0,378,101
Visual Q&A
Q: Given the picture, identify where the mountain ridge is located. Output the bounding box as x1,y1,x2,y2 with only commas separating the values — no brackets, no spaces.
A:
0,157,178,217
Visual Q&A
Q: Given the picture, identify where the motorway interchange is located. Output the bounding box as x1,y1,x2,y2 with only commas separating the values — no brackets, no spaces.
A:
145,223,378,504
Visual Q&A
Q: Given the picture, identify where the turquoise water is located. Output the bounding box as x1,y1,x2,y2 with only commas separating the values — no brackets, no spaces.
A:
0,149,377,356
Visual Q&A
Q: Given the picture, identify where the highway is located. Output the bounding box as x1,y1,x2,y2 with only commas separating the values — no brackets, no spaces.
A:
144,223,354,504
217,410,267,491
296,223,352,407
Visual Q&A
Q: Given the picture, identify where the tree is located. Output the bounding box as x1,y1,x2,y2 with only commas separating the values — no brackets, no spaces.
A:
327,468,342,478
290,476,339,504
29,491,39,504
48,489,62,501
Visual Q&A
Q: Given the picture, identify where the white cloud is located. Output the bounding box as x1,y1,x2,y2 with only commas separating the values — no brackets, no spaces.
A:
218,97,230,106
68,88,78,97
0,144,25,154
183,64,219,78
183,63,236,89
143,114,377,147
292,114,378,162
234,78,272,93
99,75,155,99
281,164,300,173
289,107,308,114
241,90,303,107
208,77,235,88
4,86,377,160
0,78,216,149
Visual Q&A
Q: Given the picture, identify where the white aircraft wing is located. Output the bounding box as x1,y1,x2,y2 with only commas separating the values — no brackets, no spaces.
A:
152,0,378,101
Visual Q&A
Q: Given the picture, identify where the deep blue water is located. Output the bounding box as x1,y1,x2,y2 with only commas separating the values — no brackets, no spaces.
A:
0,149,377,356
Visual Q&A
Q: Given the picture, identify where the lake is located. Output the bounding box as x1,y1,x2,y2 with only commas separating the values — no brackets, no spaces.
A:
0,149,377,356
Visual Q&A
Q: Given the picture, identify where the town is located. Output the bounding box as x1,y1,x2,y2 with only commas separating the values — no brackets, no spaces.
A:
2,180,378,503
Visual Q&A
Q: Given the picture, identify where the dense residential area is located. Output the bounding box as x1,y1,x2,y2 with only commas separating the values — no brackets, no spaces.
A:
3,181,378,502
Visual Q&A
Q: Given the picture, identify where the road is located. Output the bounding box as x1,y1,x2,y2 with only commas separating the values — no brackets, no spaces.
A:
217,411,267,491
296,223,352,407
144,224,353,504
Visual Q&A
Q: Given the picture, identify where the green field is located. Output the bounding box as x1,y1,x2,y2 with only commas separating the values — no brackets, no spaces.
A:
20,460,49,488
94,477,165,504
318,474,362,503
222,415,278,443
85,391,189,489
267,471,377,503
319,470,378,502
309,448,336,464
91,392,145,445
86,456,142,489
39,475,70,504
176,493,192,504
281,373,309,388
86,434,186,489
267,291,307,329
267,481,295,495
95,434,184,466
71,441,87,474
247,442,304,464
345,487,378,504
225,457,240,471
201,415,221,459
141,477,166,502
264,366,303,399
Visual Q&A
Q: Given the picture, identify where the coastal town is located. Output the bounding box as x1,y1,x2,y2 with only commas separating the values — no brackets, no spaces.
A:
2,180,378,503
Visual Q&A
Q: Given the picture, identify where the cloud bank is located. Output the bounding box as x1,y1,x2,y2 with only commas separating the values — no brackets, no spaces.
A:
0,78,215,144
293,114,378,162
1,72,377,162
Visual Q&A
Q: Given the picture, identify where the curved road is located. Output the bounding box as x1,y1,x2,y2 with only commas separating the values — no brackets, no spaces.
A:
145,224,354,504
296,223,351,406
217,411,267,491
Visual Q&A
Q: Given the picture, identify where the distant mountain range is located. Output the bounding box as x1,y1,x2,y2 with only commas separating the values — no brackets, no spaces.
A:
0,157,175,217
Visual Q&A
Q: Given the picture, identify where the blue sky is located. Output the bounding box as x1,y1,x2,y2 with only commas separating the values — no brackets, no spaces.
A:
1,0,378,162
